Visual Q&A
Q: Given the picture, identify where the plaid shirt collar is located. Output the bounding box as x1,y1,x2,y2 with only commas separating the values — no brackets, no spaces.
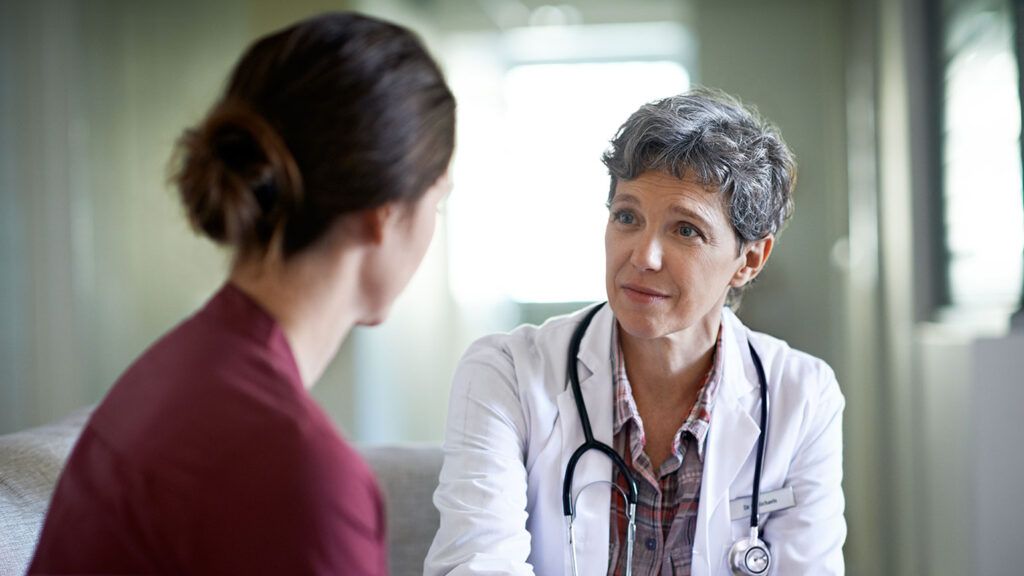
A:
611,320,724,462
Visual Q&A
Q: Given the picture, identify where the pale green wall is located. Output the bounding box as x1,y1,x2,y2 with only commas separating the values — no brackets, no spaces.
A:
696,0,849,380
0,0,240,433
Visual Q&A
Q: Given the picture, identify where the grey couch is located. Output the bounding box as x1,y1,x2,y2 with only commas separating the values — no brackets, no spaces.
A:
0,409,443,576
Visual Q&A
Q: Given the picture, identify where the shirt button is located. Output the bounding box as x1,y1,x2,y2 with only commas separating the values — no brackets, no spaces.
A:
645,537,657,551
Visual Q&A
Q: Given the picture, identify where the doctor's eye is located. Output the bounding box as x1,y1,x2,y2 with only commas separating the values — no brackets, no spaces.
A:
611,210,637,226
677,224,702,239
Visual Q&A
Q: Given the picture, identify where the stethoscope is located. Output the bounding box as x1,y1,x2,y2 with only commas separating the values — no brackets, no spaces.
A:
562,302,773,576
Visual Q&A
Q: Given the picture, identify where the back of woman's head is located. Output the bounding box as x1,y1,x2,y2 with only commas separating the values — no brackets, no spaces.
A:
174,12,456,259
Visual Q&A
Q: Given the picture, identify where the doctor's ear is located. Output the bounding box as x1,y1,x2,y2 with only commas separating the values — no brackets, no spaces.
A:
730,234,774,289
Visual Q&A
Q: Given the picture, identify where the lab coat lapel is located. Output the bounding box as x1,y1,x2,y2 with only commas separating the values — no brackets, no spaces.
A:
556,304,615,576
695,309,760,572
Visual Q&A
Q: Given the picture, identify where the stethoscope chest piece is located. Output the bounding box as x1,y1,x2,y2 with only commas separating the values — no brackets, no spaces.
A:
728,527,771,575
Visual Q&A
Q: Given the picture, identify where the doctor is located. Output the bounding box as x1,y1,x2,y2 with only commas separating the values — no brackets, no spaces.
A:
426,88,845,575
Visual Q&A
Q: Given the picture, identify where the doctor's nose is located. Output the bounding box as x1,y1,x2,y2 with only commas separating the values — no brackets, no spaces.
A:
630,232,663,272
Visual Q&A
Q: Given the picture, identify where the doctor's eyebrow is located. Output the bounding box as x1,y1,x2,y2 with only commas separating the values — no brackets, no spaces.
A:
666,203,716,229
610,193,716,228
606,193,642,211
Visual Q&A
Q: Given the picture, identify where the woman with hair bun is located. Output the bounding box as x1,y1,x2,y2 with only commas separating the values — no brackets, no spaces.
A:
29,12,455,575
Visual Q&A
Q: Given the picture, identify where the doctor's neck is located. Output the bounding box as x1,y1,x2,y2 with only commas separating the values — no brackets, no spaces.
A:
618,311,722,399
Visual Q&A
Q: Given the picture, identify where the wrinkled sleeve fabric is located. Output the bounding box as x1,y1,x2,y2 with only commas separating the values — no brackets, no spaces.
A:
425,339,538,576
765,363,846,575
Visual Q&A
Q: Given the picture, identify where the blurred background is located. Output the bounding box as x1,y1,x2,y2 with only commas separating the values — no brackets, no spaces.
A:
2,0,1023,574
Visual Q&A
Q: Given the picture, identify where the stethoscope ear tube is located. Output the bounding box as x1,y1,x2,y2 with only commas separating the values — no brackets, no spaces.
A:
562,444,589,517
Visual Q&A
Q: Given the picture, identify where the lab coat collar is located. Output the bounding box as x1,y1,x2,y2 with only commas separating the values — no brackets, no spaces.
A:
719,306,760,403
574,302,615,381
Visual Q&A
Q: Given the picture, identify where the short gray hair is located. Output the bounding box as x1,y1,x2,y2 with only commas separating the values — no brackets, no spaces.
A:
601,87,796,306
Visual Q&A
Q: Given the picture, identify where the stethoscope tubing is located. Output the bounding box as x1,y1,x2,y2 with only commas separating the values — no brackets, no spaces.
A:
748,340,770,530
561,303,637,519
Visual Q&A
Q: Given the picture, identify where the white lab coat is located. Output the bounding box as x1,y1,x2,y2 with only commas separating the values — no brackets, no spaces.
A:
425,305,846,575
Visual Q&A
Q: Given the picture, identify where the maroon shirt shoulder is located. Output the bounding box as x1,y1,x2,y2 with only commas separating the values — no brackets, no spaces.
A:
29,284,387,575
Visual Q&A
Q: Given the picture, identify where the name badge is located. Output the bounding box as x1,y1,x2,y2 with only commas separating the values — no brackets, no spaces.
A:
729,486,796,519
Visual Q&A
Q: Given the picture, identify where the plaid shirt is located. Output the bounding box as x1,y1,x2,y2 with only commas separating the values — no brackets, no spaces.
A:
608,323,723,576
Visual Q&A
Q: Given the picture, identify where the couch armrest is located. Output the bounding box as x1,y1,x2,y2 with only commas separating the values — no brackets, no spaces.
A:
0,408,91,576
360,444,443,576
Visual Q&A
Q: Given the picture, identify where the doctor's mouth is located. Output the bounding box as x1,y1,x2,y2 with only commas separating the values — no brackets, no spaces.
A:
621,283,672,305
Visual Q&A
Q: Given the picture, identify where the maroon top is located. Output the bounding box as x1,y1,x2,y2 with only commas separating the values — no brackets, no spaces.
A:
29,284,387,575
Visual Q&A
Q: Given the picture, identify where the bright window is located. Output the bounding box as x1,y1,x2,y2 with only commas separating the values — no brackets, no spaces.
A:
446,44,689,304
942,1,1024,310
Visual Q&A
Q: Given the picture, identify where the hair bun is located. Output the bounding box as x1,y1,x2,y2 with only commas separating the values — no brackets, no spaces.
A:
173,100,302,250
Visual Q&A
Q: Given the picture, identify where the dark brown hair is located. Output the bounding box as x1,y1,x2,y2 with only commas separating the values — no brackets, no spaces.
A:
174,12,456,259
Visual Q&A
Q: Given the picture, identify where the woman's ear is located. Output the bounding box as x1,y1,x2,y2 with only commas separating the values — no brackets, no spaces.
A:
730,234,775,288
360,203,398,246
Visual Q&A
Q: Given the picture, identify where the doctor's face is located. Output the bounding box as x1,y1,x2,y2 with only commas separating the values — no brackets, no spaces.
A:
605,171,749,341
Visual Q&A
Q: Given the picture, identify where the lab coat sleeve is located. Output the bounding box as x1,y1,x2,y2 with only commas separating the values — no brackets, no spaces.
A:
765,364,847,575
424,340,537,576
